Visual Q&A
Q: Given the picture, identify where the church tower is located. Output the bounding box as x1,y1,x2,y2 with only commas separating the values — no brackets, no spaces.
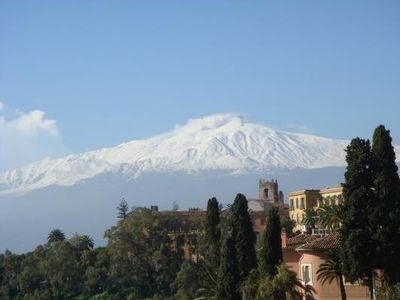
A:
259,179,283,203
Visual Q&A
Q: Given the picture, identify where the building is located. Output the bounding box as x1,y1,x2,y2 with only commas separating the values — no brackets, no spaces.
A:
248,179,289,234
165,179,288,242
288,189,320,231
289,186,343,232
282,231,369,300
319,187,343,207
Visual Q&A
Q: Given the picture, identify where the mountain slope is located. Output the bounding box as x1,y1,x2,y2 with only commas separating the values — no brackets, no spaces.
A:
0,114,398,195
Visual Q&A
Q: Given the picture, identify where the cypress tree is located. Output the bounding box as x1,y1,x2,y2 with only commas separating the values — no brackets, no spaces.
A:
117,198,129,220
371,125,400,283
217,237,241,300
231,193,257,280
340,138,376,294
260,207,282,276
205,197,221,268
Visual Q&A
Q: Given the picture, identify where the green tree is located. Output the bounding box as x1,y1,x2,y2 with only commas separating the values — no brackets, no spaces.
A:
117,198,129,220
105,208,184,298
371,125,400,284
317,250,347,300
301,209,318,230
44,240,84,298
241,264,302,300
317,204,342,230
280,216,295,235
69,234,94,251
231,193,257,280
204,197,221,269
83,247,110,295
260,207,282,277
47,229,66,244
340,138,376,295
172,260,200,299
217,237,240,300
376,282,400,300
0,251,21,299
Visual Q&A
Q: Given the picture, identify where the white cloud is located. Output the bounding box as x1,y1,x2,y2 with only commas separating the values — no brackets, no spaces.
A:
12,110,59,136
0,104,69,171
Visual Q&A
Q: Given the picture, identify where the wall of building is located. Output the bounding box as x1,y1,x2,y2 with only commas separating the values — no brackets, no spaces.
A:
283,249,368,300
288,187,344,232
319,187,343,207
288,190,320,231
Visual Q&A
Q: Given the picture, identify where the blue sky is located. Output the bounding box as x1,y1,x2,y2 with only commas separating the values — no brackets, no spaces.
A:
1,1,399,168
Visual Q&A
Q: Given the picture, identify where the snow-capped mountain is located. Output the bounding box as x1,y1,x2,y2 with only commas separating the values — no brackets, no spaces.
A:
0,113,398,196
1,113,399,252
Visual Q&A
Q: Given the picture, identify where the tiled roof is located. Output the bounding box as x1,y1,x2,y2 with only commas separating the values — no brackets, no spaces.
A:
285,234,320,250
285,232,340,251
298,232,341,251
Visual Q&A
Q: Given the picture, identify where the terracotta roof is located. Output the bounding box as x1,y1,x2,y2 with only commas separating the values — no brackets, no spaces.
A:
285,234,320,250
285,232,340,251
297,232,341,251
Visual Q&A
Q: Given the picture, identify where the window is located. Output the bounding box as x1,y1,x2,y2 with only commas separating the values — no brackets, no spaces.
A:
290,199,294,210
296,198,299,208
313,199,317,207
301,264,312,285
300,197,305,208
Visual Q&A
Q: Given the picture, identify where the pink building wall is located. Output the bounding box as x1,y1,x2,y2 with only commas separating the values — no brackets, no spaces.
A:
283,249,369,300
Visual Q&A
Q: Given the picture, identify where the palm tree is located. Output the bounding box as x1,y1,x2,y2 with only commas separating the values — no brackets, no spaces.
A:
302,209,318,230
240,268,263,300
273,264,304,300
69,234,94,251
240,264,304,300
195,262,219,300
317,250,347,300
47,229,65,244
317,204,342,229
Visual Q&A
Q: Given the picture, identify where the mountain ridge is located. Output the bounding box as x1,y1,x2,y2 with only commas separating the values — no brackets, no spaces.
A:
1,113,398,195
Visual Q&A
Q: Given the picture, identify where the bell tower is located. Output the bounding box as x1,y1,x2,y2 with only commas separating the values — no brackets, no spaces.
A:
259,179,282,203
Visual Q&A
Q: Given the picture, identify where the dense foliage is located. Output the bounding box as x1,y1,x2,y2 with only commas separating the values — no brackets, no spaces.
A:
260,207,282,277
371,125,400,284
376,282,400,300
0,208,202,300
216,237,240,300
1,124,399,299
339,125,400,296
204,197,221,269
340,138,376,293
230,193,257,280
240,264,301,300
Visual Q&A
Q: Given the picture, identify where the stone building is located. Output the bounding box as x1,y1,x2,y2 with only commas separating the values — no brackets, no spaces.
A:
165,178,289,250
248,179,289,235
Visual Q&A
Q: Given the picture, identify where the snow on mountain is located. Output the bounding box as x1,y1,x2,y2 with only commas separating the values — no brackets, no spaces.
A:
0,114,398,195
